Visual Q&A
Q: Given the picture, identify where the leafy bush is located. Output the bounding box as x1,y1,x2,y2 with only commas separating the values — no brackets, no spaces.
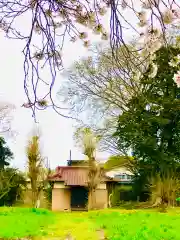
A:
0,168,26,206
43,183,53,209
111,185,135,207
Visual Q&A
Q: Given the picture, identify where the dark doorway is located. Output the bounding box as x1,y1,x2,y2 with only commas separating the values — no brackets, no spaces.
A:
71,186,88,210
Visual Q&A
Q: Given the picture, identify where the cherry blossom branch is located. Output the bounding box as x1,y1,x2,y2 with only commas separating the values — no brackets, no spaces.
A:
0,0,179,118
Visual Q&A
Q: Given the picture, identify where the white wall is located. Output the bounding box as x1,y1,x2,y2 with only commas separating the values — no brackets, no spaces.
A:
106,167,133,178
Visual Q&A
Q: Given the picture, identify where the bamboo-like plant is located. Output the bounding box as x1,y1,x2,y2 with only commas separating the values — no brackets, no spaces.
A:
26,133,50,208
74,127,103,210
150,171,180,210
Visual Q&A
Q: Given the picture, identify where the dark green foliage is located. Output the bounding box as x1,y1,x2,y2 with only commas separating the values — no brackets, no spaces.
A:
67,160,88,166
131,172,150,202
104,155,133,170
0,137,13,169
0,137,22,206
111,185,135,206
114,46,180,198
0,168,26,206
44,183,53,209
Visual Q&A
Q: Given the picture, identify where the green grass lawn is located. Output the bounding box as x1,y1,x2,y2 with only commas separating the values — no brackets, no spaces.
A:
1,207,180,239
0,207,54,238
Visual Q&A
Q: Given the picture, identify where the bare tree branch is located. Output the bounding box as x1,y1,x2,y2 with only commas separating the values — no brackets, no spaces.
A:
60,44,145,153
0,0,179,118
0,0,110,119
0,102,15,137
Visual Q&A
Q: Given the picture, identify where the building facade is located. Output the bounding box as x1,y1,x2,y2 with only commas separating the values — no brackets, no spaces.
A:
49,166,111,211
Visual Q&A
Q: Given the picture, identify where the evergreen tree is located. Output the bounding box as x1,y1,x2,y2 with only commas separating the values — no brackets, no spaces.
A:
114,46,180,184
0,137,13,169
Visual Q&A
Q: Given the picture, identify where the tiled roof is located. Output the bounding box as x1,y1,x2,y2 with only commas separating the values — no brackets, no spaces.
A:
49,166,112,186
67,160,88,167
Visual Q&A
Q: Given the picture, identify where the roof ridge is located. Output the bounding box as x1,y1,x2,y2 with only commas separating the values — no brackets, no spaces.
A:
56,166,89,168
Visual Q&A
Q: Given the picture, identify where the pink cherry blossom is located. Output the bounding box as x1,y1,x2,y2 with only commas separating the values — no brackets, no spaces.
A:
21,102,34,108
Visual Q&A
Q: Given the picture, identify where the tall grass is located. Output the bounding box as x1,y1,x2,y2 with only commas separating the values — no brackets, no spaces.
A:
150,173,180,208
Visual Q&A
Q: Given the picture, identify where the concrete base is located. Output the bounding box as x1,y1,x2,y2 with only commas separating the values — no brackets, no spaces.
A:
52,188,71,211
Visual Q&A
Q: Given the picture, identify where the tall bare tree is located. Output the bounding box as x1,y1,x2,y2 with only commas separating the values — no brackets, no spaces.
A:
26,132,49,208
74,127,103,209
60,26,180,153
60,44,144,154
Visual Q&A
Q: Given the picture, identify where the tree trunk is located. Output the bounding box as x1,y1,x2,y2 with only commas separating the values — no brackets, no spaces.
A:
31,179,37,208
31,189,37,207
108,193,112,208
36,199,40,208
88,189,96,210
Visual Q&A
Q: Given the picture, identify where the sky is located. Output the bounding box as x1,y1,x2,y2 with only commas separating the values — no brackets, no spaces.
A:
0,37,113,170
0,9,114,170
0,4,139,170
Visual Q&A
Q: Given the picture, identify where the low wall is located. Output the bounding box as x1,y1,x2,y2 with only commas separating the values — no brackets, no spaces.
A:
52,183,71,211
88,183,108,209
22,189,49,209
